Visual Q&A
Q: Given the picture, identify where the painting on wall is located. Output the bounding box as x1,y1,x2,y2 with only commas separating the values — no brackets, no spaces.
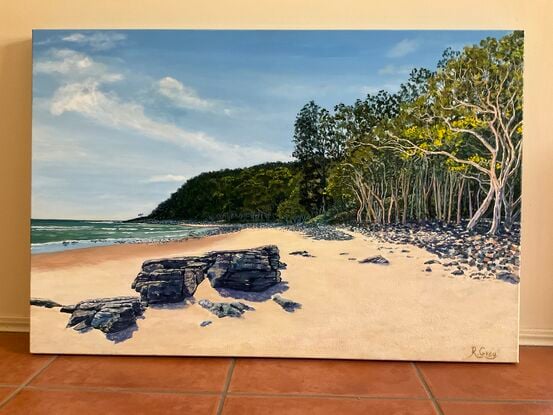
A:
31,30,522,361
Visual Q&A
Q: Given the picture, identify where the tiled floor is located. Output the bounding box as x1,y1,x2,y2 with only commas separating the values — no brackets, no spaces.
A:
0,333,551,414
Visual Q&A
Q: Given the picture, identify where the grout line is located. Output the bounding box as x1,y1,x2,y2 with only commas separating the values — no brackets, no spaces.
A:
216,358,236,415
0,355,58,410
412,363,444,415
438,397,553,404
24,384,221,396
227,392,431,400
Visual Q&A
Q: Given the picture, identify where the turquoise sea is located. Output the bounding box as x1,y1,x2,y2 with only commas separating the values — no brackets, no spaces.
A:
31,219,217,254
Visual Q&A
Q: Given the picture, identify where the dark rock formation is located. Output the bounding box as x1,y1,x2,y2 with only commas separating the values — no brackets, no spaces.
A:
359,255,390,265
451,269,464,276
61,296,145,334
133,257,209,304
200,320,212,327
424,259,440,265
198,299,254,318
206,246,284,292
272,295,301,312
30,298,63,308
132,245,285,304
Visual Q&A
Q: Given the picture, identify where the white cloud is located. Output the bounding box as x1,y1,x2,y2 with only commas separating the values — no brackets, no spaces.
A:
34,49,93,74
157,77,214,111
34,49,123,82
386,39,419,58
378,64,413,76
62,32,126,50
147,174,187,183
48,78,291,165
50,79,223,152
156,76,236,116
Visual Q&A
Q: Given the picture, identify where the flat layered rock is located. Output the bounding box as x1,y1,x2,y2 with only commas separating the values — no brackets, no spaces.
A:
358,255,390,265
133,246,285,304
61,296,145,335
198,299,254,318
272,295,301,312
30,298,63,308
206,246,284,292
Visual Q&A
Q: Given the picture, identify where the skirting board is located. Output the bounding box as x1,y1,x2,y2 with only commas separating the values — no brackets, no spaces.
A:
0,317,551,346
0,317,30,333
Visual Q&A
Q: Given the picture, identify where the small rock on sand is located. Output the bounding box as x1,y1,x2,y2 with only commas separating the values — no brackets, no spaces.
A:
359,255,390,265
273,295,302,312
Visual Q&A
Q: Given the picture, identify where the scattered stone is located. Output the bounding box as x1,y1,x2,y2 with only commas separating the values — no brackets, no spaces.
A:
198,299,254,318
348,257,357,261
496,272,520,285
61,296,145,334
339,252,349,255
30,298,63,308
359,255,390,265
350,222,520,285
424,259,440,265
272,295,302,312
200,320,212,327
425,267,432,272
451,269,464,276
286,224,353,241
289,250,314,257
401,249,410,253
469,272,487,280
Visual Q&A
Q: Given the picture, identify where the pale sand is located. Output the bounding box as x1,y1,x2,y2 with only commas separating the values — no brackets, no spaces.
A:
30,228,519,362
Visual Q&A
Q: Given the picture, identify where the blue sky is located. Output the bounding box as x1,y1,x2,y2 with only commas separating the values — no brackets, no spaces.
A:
32,30,509,220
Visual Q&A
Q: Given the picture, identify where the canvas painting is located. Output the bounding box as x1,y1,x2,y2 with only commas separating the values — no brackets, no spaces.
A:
31,30,522,362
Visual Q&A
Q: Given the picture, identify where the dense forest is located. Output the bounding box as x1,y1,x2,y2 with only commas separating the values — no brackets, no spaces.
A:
147,31,522,235
148,162,306,222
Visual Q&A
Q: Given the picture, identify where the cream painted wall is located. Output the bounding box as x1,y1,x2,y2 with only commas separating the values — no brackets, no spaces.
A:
0,0,551,343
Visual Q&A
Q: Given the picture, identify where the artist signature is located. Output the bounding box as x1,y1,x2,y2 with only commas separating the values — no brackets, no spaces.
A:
468,346,497,360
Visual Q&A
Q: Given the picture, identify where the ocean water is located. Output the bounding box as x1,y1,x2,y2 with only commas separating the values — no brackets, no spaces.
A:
31,219,217,254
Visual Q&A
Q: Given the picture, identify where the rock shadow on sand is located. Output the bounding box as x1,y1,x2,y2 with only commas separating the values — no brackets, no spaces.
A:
106,322,140,343
215,281,289,302
148,298,196,310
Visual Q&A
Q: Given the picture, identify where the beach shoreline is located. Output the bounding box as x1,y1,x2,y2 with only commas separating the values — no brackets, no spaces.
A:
31,227,518,361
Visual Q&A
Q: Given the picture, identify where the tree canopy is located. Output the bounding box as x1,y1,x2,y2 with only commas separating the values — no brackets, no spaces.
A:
146,31,523,235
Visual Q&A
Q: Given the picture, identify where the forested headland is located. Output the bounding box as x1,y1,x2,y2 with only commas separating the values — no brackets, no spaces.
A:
146,32,523,235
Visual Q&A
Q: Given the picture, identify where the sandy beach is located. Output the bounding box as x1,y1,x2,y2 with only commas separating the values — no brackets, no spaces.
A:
30,228,518,362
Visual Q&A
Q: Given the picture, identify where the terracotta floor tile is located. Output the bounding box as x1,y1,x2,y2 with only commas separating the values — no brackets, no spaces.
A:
0,333,53,384
418,347,553,400
31,355,231,392
222,396,437,415
0,387,15,401
229,358,426,397
0,389,219,415
440,401,553,415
